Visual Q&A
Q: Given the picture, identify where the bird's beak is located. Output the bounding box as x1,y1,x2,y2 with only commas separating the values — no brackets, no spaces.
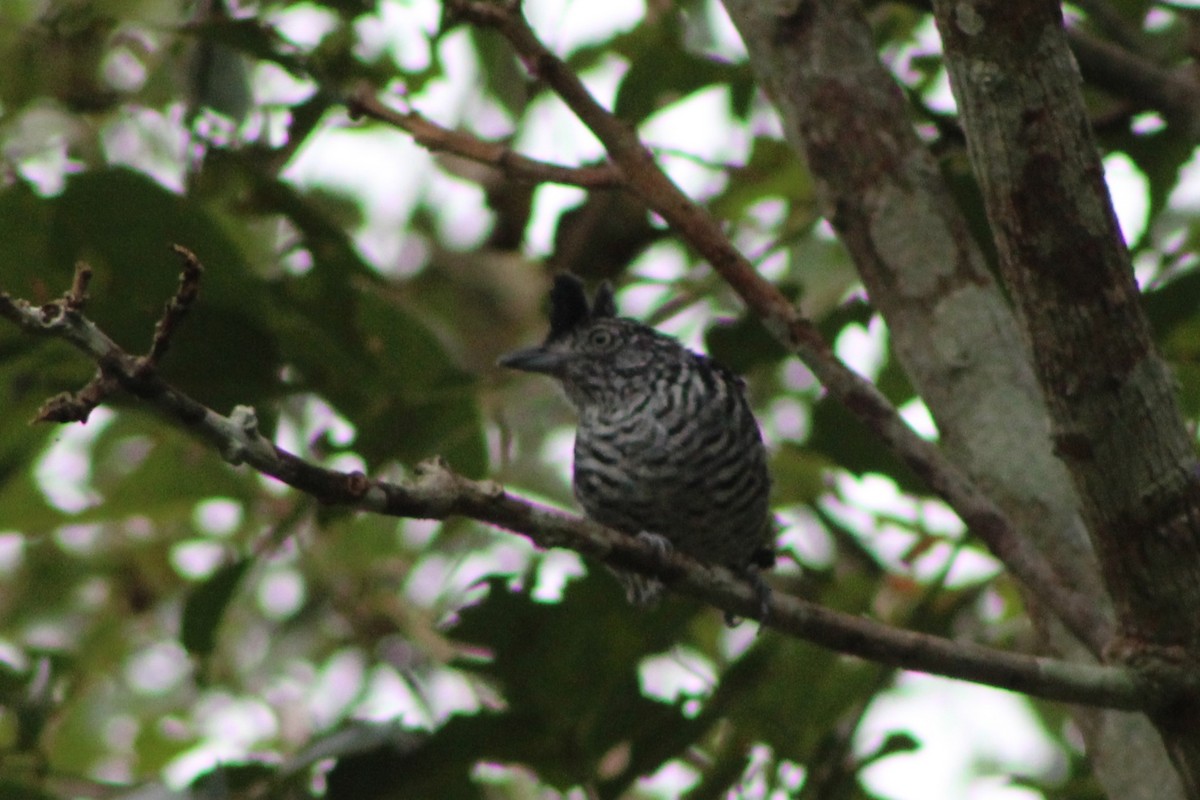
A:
497,346,568,375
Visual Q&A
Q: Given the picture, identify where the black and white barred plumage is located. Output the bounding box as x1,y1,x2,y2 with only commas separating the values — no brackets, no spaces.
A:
500,274,773,611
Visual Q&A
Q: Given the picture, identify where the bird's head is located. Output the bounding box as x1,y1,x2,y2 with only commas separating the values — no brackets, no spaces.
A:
499,274,676,408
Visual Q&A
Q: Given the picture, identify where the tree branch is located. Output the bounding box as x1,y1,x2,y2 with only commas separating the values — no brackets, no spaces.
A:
0,255,1153,712
427,0,1111,657
1068,25,1200,137
1071,0,1149,54
346,86,623,189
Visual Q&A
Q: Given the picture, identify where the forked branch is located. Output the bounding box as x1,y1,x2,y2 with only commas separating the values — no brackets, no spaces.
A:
0,253,1155,711
352,0,1113,656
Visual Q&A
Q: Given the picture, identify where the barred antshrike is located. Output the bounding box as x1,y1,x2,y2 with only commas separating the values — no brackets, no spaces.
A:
499,274,774,617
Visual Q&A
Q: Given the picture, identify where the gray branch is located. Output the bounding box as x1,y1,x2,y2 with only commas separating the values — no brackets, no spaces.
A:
0,261,1155,711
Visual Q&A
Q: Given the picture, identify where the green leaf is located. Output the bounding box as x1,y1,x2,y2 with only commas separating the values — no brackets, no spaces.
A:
350,291,486,474
807,397,925,495
135,717,199,776
0,180,52,281
181,558,251,657
83,420,257,525
310,0,375,16
315,573,699,799
447,575,699,790
710,138,816,223
875,340,917,408
616,47,747,125
0,342,86,533
1109,128,1194,244
323,723,472,800
816,299,874,341
861,731,920,765
0,780,58,800
1145,270,1200,343
770,443,835,506
721,637,882,762
705,313,791,374
184,28,254,121
189,761,279,795
470,27,528,119
185,17,308,78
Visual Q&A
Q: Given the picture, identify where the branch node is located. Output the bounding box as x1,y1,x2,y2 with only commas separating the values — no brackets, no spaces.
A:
345,470,372,499
231,404,260,433
222,404,264,465
346,82,381,121
38,301,64,326
414,456,455,490
477,478,505,500
362,484,388,511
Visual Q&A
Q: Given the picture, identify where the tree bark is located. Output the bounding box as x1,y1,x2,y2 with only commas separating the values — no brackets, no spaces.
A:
721,0,1190,796
930,0,1200,790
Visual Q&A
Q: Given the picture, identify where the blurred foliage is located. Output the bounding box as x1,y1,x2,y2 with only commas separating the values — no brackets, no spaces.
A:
0,0,1197,798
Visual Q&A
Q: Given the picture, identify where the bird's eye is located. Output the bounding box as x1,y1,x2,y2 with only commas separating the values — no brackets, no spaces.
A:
588,329,614,349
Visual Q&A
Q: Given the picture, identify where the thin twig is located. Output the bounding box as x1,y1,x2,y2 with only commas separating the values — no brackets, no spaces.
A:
1068,26,1200,137
64,261,92,312
36,371,119,424
347,85,623,189
1071,0,1150,54
145,244,205,368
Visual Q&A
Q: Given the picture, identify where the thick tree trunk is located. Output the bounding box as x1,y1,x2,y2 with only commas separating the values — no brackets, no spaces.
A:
721,0,1190,796
930,0,1200,792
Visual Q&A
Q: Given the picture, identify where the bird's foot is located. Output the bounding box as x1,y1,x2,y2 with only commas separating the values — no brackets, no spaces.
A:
621,531,672,607
724,565,772,629
636,530,673,557
750,568,772,627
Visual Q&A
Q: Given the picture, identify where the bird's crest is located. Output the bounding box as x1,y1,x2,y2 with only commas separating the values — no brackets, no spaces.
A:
547,274,616,341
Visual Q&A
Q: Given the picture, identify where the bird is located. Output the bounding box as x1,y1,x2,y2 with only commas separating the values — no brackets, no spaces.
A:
498,274,774,619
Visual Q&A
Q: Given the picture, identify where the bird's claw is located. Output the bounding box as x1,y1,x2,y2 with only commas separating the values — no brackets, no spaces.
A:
724,567,772,628
621,530,672,607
